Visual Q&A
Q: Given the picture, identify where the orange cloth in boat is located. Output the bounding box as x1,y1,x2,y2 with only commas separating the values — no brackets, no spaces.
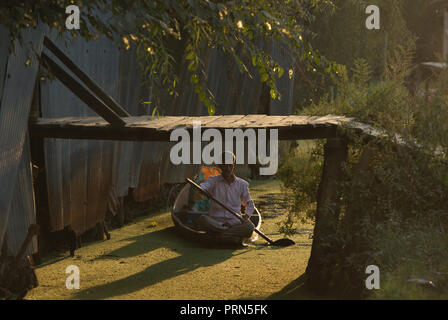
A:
192,166,221,212
199,166,220,181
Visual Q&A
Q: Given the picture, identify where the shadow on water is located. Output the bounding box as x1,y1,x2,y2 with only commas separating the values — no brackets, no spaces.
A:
72,226,249,299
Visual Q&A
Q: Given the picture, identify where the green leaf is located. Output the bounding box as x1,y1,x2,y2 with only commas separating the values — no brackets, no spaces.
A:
261,73,269,82
252,55,257,66
207,104,216,115
152,106,158,118
188,60,198,71
190,73,199,84
186,50,195,61
277,67,284,78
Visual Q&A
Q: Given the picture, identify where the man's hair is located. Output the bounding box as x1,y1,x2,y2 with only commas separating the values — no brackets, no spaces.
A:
220,151,236,165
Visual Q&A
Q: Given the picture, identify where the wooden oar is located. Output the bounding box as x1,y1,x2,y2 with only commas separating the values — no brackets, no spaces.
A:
187,178,295,247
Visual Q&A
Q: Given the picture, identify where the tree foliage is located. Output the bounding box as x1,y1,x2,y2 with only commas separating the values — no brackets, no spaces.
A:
293,0,416,109
1,0,338,115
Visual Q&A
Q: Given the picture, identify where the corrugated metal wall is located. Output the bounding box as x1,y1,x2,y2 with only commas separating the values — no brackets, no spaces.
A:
6,135,37,255
112,48,149,197
270,41,295,115
41,33,122,233
0,26,43,254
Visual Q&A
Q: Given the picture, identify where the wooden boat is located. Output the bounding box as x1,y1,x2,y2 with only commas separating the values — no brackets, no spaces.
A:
171,183,262,246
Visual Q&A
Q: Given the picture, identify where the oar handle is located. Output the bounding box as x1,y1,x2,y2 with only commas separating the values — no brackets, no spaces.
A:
186,178,274,244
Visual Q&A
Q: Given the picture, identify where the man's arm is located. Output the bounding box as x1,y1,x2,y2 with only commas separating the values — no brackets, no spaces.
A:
199,176,215,199
241,182,254,219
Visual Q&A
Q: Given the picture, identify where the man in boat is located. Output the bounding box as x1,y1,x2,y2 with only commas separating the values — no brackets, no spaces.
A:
197,151,255,242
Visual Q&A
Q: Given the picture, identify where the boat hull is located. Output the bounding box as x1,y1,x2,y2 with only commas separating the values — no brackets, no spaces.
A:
171,184,262,246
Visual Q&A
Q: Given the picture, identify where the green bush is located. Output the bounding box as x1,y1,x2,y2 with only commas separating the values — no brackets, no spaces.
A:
277,140,323,235
279,53,448,298
303,57,414,132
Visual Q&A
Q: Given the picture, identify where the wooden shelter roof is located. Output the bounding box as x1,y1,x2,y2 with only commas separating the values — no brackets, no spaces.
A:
30,114,382,141
31,37,383,143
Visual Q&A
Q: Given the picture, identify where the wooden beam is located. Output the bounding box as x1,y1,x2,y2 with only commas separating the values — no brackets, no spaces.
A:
41,52,126,127
31,122,171,141
43,36,131,117
305,138,348,295
29,116,342,141
29,115,385,142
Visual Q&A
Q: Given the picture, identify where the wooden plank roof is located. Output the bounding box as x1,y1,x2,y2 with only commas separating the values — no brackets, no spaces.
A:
29,114,383,141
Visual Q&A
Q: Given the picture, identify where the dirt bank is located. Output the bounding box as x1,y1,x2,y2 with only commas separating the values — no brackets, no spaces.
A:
27,179,313,300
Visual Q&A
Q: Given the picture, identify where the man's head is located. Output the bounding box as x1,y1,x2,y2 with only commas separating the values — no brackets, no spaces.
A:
218,151,236,182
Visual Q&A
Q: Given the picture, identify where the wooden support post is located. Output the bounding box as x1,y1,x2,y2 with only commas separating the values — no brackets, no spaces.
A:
41,52,126,127
344,145,374,225
43,37,131,117
306,138,348,295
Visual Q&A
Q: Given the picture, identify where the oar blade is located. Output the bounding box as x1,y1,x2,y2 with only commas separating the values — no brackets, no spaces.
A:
272,238,295,247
